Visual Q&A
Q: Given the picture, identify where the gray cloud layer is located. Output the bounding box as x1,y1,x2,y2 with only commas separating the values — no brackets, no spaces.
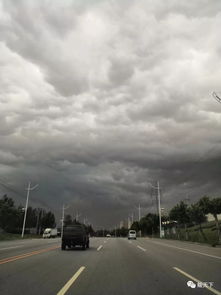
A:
0,0,221,228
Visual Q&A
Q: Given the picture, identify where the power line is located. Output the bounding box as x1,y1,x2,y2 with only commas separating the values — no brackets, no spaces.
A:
212,91,221,103
0,178,25,199
0,177,50,210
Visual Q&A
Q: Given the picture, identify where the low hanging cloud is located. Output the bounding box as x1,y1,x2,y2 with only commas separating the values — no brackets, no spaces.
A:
0,0,221,228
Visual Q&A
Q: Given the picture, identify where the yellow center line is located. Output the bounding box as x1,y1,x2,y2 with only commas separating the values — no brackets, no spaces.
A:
57,266,85,295
0,245,60,265
173,267,221,295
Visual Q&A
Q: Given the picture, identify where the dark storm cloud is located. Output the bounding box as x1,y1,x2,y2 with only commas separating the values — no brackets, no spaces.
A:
0,0,221,228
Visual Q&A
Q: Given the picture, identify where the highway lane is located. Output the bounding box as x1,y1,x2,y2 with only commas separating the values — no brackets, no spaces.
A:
0,238,61,261
127,238,221,294
65,238,221,295
136,238,221,284
0,237,104,294
0,237,220,295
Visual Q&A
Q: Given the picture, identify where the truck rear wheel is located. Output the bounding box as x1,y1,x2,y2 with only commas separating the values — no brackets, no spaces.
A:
82,244,86,250
61,243,66,250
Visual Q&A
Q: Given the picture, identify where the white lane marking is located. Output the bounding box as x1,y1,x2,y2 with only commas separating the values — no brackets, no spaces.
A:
151,241,221,260
57,266,85,295
137,245,146,252
97,245,103,251
173,267,221,295
0,246,24,251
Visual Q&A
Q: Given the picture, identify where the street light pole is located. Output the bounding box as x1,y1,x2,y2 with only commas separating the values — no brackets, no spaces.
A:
21,182,38,238
147,181,162,238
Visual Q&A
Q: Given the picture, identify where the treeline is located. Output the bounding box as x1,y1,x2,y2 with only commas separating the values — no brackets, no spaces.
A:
0,194,56,234
168,196,221,243
130,196,221,244
63,214,95,235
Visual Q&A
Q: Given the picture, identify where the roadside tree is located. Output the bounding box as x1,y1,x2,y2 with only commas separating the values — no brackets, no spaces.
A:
198,196,221,243
41,211,56,229
169,201,190,240
0,195,19,232
189,203,207,242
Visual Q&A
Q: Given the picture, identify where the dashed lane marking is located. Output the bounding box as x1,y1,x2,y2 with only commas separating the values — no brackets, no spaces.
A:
97,245,103,251
57,266,85,295
173,267,221,295
137,245,146,252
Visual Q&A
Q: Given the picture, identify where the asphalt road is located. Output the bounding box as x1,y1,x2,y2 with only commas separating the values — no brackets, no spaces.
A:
0,237,220,295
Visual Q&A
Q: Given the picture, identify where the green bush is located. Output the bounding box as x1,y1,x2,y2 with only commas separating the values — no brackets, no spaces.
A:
164,221,220,245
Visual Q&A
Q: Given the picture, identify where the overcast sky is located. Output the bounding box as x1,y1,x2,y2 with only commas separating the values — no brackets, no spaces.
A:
0,0,221,229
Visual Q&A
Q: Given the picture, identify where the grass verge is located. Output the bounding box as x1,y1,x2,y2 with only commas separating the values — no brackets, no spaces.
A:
0,233,42,241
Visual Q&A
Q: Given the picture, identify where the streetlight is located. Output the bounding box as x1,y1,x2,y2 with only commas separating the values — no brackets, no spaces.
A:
21,182,38,238
147,181,162,238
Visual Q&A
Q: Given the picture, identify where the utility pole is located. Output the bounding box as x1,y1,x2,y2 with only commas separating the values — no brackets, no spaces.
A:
76,212,81,222
148,181,162,238
128,216,131,229
137,204,141,237
157,181,162,238
131,212,134,224
36,208,42,235
138,204,141,222
21,182,38,238
184,196,190,204
61,205,69,239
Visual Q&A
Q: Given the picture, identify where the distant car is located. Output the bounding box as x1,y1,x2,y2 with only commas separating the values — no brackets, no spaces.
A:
106,234,111,237
128,230,136,240
61,225,89,250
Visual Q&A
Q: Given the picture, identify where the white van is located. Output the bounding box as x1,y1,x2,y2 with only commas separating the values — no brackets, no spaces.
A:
43,228,57,238
128,230,136,240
